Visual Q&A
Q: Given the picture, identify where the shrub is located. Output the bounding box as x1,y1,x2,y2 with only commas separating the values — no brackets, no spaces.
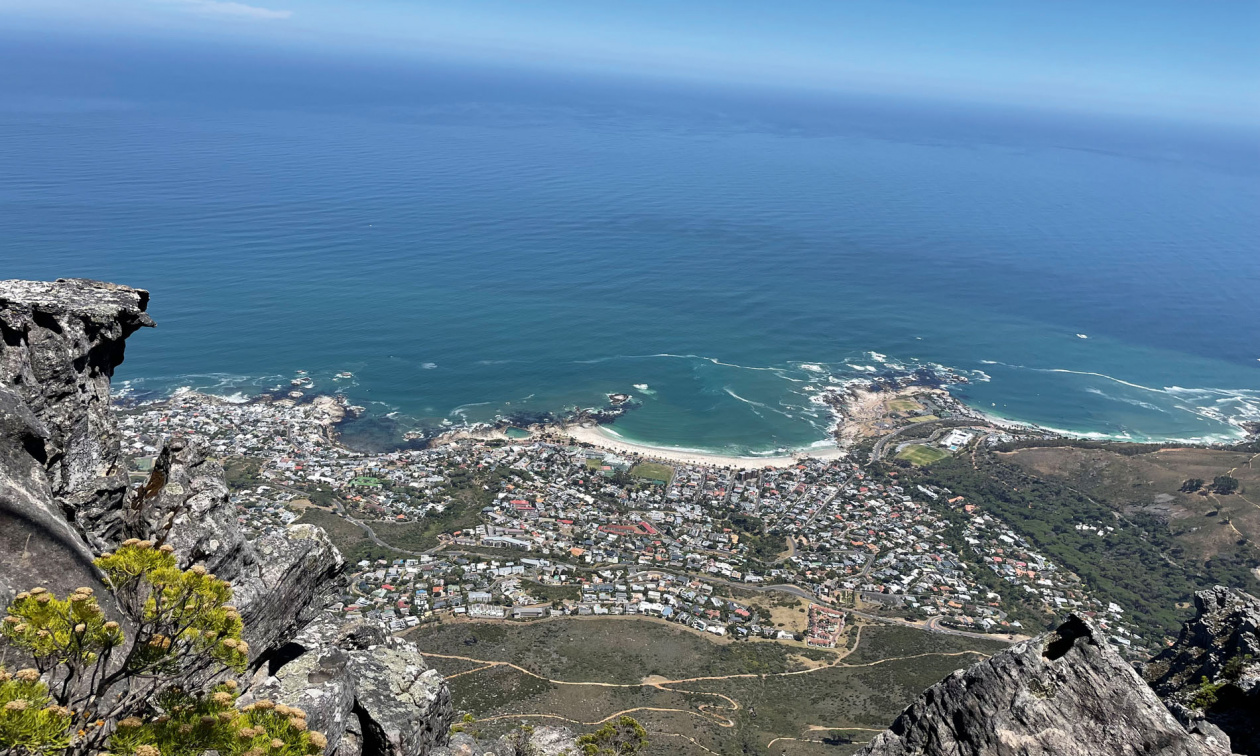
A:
1190,676,1223,710
575,716,647,755
1212,475,1240,495
0,540,327,756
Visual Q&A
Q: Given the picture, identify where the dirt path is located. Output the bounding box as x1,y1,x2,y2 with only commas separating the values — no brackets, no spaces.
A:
419,636,991,741
765,726,881,751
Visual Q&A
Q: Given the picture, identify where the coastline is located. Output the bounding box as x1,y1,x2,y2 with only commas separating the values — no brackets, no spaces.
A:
129,375,1255,467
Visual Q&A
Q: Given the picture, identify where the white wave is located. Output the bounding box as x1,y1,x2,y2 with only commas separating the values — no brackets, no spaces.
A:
846,364,877,372
972,370,992,383
450,401,491,416
869,352,887,363
421,362,437,370
799,363,825,373
1084,387,1167,413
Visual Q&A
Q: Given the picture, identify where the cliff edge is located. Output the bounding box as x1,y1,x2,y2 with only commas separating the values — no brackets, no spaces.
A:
0,278,453,756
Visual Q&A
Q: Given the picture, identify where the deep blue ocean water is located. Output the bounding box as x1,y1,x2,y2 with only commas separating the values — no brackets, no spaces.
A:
2,36,1258,453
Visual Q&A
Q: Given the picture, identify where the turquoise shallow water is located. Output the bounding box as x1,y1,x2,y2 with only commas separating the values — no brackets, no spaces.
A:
2,37,1258,452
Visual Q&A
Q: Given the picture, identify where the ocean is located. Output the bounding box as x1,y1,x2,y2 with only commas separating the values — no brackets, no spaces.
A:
2,35,1258,453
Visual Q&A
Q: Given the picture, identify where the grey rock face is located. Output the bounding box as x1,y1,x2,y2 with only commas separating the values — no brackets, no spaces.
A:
429,726,580,756
0,278,154,545
250,617,454,756
0,384,110,609
129,438,345,655
0,279,151,608
856,615,1234,756
1147,587,1260,755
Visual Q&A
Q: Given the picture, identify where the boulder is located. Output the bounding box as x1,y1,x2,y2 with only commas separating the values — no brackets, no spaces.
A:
429,726,580,756
249,617,453,756
856,615,1234,756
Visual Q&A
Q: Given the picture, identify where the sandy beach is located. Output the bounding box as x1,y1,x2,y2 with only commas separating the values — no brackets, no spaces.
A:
551,422,845,470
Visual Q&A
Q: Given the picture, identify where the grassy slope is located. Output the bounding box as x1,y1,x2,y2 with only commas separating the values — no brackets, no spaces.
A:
410,618,1006,756
920,446,1260,642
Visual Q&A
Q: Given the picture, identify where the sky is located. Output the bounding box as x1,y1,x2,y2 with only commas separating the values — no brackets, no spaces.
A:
3,0,1258,125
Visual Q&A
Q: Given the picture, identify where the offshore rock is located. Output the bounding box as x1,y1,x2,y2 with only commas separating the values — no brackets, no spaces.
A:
249,617,454,756
856,615,1234,756
1147,587,1260,755
0,278,153,546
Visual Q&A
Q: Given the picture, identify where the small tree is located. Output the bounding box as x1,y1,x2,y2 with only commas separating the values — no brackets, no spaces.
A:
575,716,647,756
1212,476,1240,495
0,540,327,756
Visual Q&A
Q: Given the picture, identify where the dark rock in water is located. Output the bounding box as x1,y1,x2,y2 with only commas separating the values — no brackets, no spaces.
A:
1147,587,1260,755
857,614,1233,756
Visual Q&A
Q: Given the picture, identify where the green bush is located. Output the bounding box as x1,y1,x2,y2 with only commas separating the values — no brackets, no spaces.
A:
0,540,327,756
576,716,647,755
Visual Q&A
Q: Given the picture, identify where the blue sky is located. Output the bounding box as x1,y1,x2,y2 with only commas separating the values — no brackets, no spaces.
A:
4,0,1258,124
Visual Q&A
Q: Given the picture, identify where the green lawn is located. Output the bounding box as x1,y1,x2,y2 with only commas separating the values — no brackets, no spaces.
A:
896,444,950,466
631,462,674,483
887,399,922,413
906,415,939,423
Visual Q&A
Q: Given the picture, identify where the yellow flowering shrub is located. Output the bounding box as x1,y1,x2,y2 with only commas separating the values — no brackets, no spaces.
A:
0,668,73,753
0,542,328,756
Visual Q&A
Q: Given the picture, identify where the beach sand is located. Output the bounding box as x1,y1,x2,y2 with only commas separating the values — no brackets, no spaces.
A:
551,423,845,470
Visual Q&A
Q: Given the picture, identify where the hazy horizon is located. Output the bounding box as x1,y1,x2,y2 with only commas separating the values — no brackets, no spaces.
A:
4,0,1258,127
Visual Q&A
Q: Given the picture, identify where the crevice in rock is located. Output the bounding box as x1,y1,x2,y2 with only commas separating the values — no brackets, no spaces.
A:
258,641,310,677
1044,615,1092,660
352,699,389,756
31,310,63,334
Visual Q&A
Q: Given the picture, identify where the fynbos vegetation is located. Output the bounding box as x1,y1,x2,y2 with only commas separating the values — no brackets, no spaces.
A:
0,541,326,756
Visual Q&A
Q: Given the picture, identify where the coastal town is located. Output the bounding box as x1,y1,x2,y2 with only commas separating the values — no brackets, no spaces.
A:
116,385,1148,656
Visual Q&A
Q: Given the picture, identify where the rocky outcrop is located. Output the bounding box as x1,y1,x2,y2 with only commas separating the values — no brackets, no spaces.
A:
432,726,580,756
1147,587,1260,755
0,384,112,609
0,278,154,545
856,614,1234,756
247,617,453,756
0,278,450,755
0,278,345,662
127,438,345,654
0,279,150,608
